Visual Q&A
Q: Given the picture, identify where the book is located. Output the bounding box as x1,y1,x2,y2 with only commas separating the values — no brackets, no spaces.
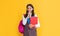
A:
30,17,38,25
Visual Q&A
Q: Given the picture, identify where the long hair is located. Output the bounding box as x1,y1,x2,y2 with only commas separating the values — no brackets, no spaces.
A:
24,4,35,18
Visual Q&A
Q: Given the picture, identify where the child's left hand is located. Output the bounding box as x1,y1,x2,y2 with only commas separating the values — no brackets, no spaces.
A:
29,24,35,28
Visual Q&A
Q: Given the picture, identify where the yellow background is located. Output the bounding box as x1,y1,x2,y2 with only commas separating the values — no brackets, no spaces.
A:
0,0,60,36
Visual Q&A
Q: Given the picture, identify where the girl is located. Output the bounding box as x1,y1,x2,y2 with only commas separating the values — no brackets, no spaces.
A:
22,4,40,36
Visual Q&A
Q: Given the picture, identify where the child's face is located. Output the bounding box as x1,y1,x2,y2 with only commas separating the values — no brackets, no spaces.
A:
27,6,33,12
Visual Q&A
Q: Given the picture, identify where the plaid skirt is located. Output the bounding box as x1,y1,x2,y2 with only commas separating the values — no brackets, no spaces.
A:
24,24,37,36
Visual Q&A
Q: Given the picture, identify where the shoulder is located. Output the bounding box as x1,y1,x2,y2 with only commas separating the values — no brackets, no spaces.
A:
35,14,39,19
35,14,37,17
22,14,26,17
22,14,25,18
23,14,26,16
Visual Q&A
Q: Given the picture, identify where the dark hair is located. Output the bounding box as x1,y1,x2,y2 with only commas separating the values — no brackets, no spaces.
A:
24,4,35,18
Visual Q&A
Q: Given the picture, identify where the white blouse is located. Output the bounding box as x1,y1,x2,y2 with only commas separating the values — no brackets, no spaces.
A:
22,14,40,28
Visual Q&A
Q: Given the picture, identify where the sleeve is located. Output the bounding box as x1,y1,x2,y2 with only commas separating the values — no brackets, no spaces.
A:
22,15,27,25
35,14,41,28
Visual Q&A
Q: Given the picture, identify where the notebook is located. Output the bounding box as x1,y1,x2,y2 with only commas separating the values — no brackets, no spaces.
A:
30,17,38,25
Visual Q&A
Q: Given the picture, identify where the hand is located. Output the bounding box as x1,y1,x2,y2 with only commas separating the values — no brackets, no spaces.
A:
28,14,30,17
29,24,35,28
28,12,31,18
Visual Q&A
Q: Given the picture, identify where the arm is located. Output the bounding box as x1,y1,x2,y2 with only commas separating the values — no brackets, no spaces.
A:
35,14,40,28
35,18,40,28
22,15,27,25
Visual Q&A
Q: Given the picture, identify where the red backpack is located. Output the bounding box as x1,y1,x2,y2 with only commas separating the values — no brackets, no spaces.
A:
18,20,24,34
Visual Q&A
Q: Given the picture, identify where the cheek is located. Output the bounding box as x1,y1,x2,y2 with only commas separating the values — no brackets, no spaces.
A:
28,9,31,11
31,9,32,11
